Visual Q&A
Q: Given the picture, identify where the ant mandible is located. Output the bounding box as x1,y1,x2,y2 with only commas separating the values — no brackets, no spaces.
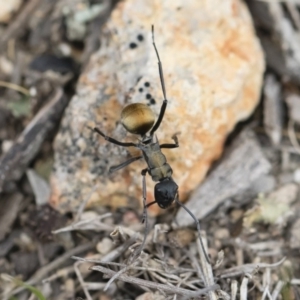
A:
93,25,210,264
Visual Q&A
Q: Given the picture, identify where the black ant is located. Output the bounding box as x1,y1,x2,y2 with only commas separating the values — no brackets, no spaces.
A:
92,25,210,264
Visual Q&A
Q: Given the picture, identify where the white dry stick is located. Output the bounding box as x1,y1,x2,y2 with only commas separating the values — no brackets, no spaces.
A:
271,280,284,300
74,261,92,300
73,233,138,264
235,247,244,267
263,74,282,145
291,278,300,285
288,119,300,155
214,250,224,269
262,268,271,296
196,232,217,300
262,287,269,300
248,240,283,251
218,257,286,278
268,2,300,79
92,265,219,297
52,214,114,234
231,280,238,300
173,272,194,300
82,282,107,290
91,233,139,292
187,249,204,284
262,286,273,300
43,266,74,283
217,290,230,300
240,276,248,300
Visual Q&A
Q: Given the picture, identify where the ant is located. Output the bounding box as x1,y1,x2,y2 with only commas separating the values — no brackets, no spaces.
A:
92,25,210,264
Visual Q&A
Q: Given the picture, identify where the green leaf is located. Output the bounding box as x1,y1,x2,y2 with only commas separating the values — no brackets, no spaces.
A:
7,96,31,117
8,277,46,300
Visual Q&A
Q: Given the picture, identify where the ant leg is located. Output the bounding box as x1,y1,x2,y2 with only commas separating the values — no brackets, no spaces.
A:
109,156,143,174
150,25,168,136
93,127,137,147
132,168,149,260
160,132,180,149
175,196,211,265
106,169,149,283
141,168,149,224
145,200,157,210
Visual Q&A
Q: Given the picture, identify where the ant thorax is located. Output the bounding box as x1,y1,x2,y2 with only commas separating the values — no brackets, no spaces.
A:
138,134,153,145
138,137,173,182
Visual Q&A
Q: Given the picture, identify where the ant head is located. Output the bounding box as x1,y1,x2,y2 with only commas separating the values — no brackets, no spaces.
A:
154,179,178,209
121,103,155,135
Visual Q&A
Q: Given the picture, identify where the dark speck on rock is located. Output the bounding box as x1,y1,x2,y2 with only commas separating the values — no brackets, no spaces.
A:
137,34,144,42
129,42,138,49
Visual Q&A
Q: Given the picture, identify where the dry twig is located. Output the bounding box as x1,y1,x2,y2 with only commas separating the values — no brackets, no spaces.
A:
217,257,286,279
92,264,219,297
0,88,68,192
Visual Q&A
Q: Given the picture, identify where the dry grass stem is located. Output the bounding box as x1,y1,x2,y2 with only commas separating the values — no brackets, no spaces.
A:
0,80,30,95
53,213,113,234
74,261,92,300
288,119,300,155
218,257,286,279
196,232,217,300
240,276,249,300
42,266,74,283
231,280,238,300
92,264,219,297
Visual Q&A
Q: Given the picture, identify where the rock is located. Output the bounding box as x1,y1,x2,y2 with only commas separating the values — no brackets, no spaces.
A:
136,292,165,300
26,169,51,206
244,183,298,228
0,193,22,241
50,0,265,215
176,130,271,226
0,0,22,24
10,251,39,279
290,218,300,249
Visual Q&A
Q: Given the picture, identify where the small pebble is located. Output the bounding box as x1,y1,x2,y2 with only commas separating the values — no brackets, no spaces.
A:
96,237,113,254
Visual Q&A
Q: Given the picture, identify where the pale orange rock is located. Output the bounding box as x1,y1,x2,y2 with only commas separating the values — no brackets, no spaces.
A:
0,0,22,23
50,0,265,215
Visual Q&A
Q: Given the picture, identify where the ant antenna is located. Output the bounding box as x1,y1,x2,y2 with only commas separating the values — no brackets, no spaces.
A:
175,196,211,264
151,25,167,100
150,25,167,136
